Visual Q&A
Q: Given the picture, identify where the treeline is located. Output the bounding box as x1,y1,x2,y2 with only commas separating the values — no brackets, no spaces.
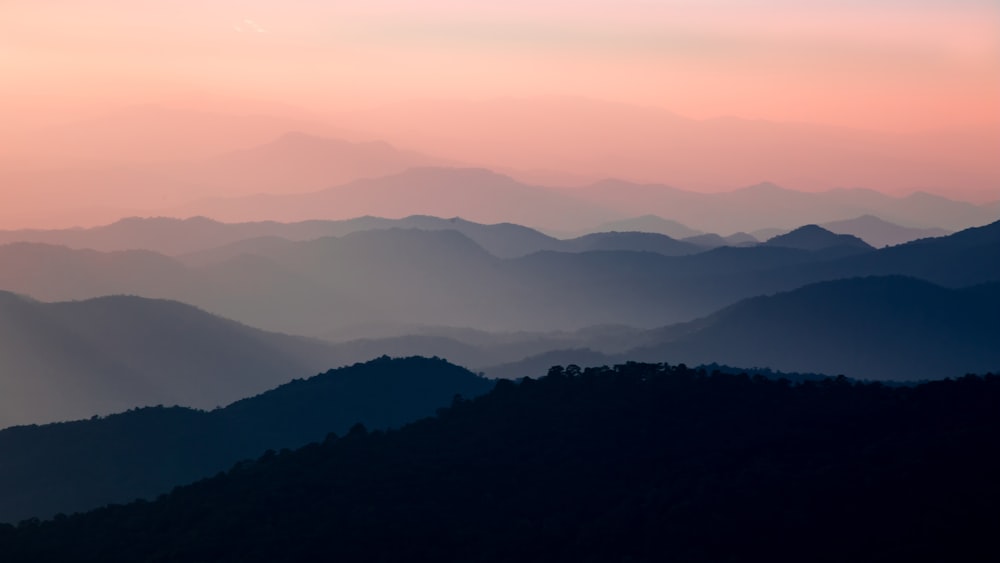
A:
2,362,999,562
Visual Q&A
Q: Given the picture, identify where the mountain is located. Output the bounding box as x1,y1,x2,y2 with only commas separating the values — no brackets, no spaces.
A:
12,104,356,164
0,356,493,523
682,232,758,248
557,231,702,256
0,292,347,427
0,215,707,259
177,167,620,231
1,222,995,339
820,214,951,247
3,363,997,562
336,96,1000,198
0,216,562,259
763,225,873,252
587,215,703,239
806,218,1000,288
630,276,1000,380
560,179,996,233
170,132,452,196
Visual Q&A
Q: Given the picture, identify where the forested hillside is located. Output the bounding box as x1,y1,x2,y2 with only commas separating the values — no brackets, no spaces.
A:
3,363,997,562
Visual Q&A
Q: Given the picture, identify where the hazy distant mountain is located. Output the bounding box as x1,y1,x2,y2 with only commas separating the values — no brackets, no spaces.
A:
588,215,703,239
683,232,758,248
820,215,951,247
557,231,703,256
562,180,995,233
1,223,995,338
14,105,357,164
0,215,707,259
337,97,1000,199
0,356,493,523
763,225,873,252
0,292,346,427
175,132,452,196
0,216,560,258
177,167,619,231
630,276,1000,380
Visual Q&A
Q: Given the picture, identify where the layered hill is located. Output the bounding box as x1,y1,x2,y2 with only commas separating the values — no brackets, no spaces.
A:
1,222,996,338
0,292,346,426
0,215,705,259
631,276,1000,380
820,215,951,247
0,357,493,523
2,363,996,561
763,224,873,251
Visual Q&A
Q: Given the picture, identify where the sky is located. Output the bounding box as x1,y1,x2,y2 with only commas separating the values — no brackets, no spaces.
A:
3,0,998,131
0,1,998,227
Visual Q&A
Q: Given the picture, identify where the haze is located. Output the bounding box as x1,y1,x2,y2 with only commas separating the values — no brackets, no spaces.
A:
2,0,998,228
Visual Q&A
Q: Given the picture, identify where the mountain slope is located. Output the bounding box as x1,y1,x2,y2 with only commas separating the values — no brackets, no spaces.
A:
177,167,619,231
0,357,493,523
763,224,873,252
632,276,1000,380
0,223,995,338
820,214,950,247
0,292,347,426
2,364,997,562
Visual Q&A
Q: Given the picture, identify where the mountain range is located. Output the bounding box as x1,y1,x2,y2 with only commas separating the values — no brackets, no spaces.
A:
0,221,996,340
0,291,345,426
175,167,996,233
0,356,492,523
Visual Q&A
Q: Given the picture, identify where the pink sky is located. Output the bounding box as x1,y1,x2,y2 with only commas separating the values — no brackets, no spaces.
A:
3,0,997,131
1,1,998,227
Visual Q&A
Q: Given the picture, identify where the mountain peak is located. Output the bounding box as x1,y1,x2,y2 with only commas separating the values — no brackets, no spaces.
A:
764,224,873,251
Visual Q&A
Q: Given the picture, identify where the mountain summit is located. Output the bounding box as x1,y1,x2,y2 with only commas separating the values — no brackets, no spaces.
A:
764,224,873,252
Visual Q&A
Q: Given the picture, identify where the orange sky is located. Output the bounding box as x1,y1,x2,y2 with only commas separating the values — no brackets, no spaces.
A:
3,0,998,131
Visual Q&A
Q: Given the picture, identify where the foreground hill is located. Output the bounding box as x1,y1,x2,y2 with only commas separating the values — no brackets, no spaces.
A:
2,363,997,562
0,357,492,524
0,292,346,426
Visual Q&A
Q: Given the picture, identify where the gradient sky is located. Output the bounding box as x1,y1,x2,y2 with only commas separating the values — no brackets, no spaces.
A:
3,0,998,132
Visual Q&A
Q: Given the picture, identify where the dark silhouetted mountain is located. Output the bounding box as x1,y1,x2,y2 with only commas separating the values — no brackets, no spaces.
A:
3,363,997,562
808,218,1000,287
630,276,1000,380
763,224,873,252
0,292,347,427
480,348,613,380
0,356,493,523
820,214,950,247
177,167,619,231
